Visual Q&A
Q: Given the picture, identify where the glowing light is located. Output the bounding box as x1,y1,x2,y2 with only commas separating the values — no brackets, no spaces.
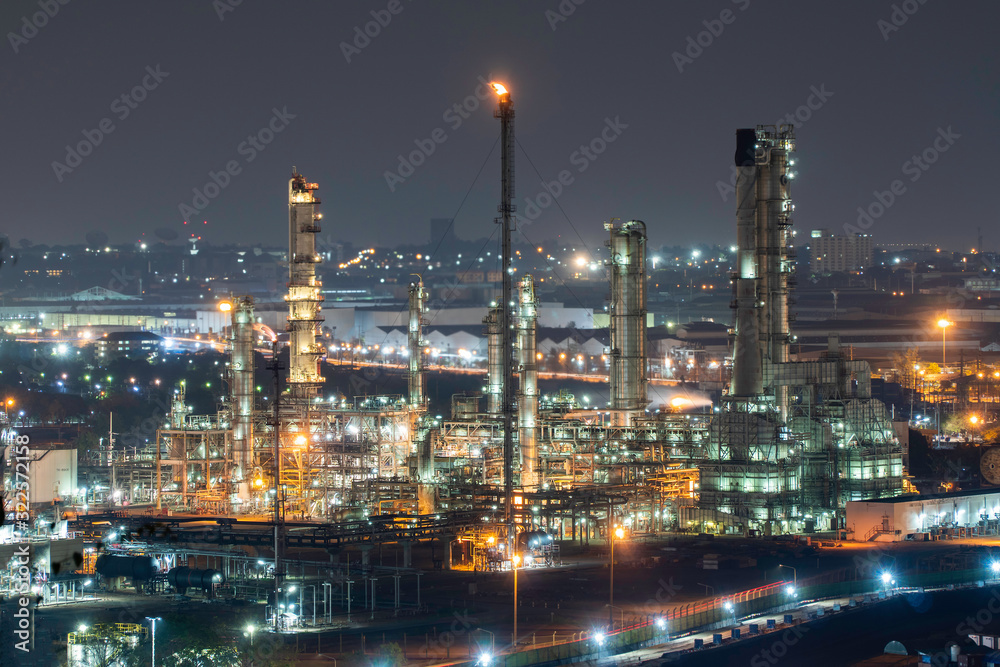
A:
219,301,233,312
491,82,508,95
937,319,951,329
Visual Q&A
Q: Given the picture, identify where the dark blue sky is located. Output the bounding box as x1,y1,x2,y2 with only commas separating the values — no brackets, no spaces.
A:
2,0,996,251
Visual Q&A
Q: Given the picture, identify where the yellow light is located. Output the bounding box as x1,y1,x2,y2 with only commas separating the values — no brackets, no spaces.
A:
971,415,980,425
487,536,495,545
491,82,508,96
512,554,521,566
219,301,233,312
937,319,951,328
671,397,691,408
615,527,625,539
294,435,308,446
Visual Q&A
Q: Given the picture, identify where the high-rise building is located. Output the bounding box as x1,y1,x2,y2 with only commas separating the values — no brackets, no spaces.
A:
809,229,873,273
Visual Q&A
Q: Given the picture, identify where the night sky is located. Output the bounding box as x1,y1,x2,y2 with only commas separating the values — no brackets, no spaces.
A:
2,0,997,251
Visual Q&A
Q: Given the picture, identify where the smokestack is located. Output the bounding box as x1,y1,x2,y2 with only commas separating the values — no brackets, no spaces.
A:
606,219,647,426
408,277,428,411
286,170,325,399
231,296,255,502
517,275,538,487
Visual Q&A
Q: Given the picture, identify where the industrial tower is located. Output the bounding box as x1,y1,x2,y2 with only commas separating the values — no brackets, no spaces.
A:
286,170,325,399
700,126,903,534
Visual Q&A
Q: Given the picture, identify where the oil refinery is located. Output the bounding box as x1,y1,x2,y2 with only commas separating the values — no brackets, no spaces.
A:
0,84,916,659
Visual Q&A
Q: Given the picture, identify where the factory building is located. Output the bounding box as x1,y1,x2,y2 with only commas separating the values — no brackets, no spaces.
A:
846,488,1000,542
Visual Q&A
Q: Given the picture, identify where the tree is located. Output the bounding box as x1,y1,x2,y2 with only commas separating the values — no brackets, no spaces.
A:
74,627,144,667
163,646,240,666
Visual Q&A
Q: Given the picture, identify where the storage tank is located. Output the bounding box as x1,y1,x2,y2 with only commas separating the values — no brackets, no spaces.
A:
167,567,224,593
95,555,158,581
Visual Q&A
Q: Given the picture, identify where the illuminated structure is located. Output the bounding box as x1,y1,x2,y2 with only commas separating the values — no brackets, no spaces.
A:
606,220,648,426
286,170,325,399
517,275,539,487
699,126,903,534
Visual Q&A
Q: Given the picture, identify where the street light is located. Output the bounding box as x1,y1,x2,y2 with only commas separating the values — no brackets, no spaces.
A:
991,561,1000,582
609,525,624,627
938,319,951,368
606,604,624,630
145,616,162,667
880,571,894,595
778,564,797,591
244,624,256,646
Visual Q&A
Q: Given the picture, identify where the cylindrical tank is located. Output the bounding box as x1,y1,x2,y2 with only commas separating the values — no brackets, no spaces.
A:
167,567,224,591
95,555,158,580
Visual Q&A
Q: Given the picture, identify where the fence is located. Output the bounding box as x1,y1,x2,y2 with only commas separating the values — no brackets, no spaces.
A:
440,566,994,667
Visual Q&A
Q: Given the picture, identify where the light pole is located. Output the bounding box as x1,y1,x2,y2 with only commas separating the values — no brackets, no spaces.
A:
477,628,495,655
606,604,624,630
145,616,162,667
512,554,520,648
244,624,256,667
938,319,951,368
778,564,797,592
609,525,624,627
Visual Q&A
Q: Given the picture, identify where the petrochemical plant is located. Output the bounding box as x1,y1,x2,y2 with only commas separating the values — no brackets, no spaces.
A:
2,85,909,623
147,110,904,537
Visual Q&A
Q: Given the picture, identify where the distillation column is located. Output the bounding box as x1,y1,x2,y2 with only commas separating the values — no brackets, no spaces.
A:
753,126,795,414
230,296,255,503
517,275,538,488
286,170,325,400
408,278,428,411
483,306,503,416
730,129,763,398
606,220,648,426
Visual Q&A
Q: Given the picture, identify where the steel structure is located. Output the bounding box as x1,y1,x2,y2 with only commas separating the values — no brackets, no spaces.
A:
606,220,648,426
517,275,539,487
699,126,903,534
287,170,325,399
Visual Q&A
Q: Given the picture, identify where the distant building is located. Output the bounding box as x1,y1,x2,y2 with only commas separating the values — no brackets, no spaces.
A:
94,331,163,359
809,229,873,273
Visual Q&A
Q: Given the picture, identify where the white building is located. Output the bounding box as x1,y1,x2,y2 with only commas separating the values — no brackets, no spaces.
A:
846,488,1000,542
